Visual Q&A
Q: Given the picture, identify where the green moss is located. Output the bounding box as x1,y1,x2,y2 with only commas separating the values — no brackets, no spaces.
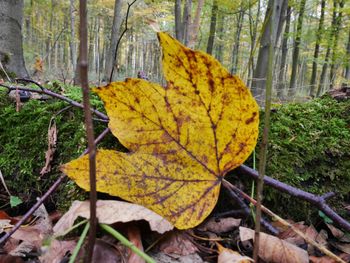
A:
246,96,350,221
0,84,120,213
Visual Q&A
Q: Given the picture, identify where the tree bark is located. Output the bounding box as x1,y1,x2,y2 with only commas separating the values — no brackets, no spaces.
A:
187,0,204,49
0,0,28,77
343,26,350,87
175,0,183,42
317,1,338,96
215,12,224,63
329,0,344,89
182,0,192,46
104,0,123,81
251,0,285,102
288,0,306,98
69,0,77,73
247,0,261,87
230,8,244,75
206,0,218,55
276,6,291,99
309,0,325,97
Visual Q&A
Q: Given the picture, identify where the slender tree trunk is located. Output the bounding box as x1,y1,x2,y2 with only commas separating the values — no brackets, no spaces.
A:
251,0,285,102
317,1,338,96
69,0,77,73
329,0,344,89
247,0,261,87
277,6,291,99
215,13,224,63
206,0,218,55
105,0,123,81
343,26,350,87
187,0,204,49
288,0,306,98
182,0,192,46
175,0,183,42
309,0,325,97
230,8,244,75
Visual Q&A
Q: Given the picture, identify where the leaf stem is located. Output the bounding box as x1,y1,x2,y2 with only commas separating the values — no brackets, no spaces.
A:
69,222,90,263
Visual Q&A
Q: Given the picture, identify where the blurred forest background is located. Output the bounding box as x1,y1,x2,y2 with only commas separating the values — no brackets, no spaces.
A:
21,0,350,104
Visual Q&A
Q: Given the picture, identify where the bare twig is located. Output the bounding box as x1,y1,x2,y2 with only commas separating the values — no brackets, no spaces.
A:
109,0,138,82
78,0,97,261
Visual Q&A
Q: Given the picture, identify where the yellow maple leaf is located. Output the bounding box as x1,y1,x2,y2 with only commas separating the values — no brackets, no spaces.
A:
61,32,259,229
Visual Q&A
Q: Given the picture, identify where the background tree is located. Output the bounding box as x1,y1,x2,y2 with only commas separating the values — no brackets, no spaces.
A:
288,0,306,97
0,0,28,77
104,0,123,81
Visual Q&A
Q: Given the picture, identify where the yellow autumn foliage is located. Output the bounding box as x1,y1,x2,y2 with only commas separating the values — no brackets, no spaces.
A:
61,32,259,229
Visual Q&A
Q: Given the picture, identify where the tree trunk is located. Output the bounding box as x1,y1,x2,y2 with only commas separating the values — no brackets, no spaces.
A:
182,0,192,46
69,0,77,74
317,1,338,96
329,0,344,89
251,0,285,102
247,0,261,87
0,0,28,78
175,0,183,42
206,0,218,55
309,0,325,97
105,0,123,81
187,0,204,49
276,6,291,99
230,8,244,75
343,26,350,87
288,0,306,98
215,12,224,63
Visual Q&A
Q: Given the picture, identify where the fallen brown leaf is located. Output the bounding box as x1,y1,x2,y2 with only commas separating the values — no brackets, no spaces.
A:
77,239,125,263
217,242,252,263
53,200,173,236
330,241,350,254
0,255,24,263
7,204,52,256
326,224,345,239
310,253,350,263
151,252,204,263
198,217,241,234
39,239,76,263
159,231,198,256
239,226,309,263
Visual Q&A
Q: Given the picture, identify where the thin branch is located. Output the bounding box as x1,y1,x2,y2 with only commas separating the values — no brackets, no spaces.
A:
78,0,97,261
109,0,138,83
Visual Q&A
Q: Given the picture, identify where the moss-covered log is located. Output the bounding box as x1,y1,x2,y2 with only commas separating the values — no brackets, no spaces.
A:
247,95,350,221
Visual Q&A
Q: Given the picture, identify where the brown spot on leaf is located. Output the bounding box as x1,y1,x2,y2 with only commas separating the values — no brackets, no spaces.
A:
245,112,257,124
